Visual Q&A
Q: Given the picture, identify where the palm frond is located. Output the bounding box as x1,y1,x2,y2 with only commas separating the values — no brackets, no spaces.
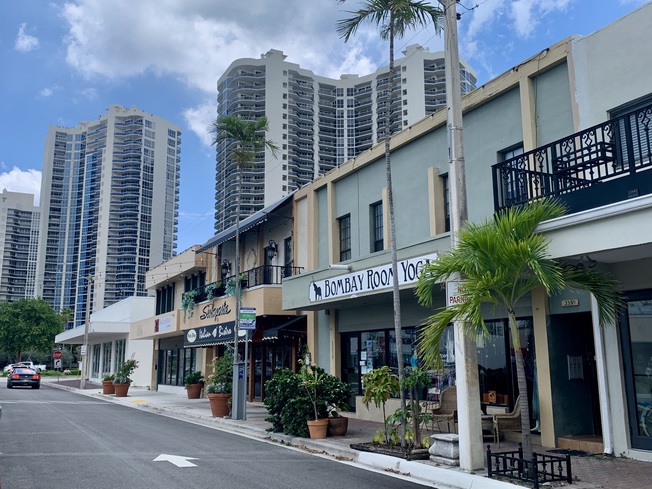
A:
337,0,442,42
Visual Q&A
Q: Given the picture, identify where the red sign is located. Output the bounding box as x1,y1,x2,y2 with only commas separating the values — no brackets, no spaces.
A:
53,350,63,360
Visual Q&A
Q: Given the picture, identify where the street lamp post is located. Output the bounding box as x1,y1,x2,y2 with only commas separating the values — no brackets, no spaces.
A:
80,276,93,390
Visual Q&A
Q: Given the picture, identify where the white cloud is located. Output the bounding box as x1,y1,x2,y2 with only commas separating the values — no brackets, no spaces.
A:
39,87,54,97
59,0,354,94
0,167,42,205
15,23,39,52
183,101,217,147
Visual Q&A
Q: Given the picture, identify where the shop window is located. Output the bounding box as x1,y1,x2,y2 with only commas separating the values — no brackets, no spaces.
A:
371,201,383,252
338,214,351,261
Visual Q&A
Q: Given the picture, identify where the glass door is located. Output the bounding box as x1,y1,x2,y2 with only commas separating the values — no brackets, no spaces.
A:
621,292,652,450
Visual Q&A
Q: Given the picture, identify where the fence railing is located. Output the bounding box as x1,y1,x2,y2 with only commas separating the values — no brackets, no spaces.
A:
492,103,652,213
184,265,304,304
486,444,572,489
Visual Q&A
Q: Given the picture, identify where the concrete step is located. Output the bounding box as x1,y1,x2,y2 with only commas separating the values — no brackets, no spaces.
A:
557,435,604,454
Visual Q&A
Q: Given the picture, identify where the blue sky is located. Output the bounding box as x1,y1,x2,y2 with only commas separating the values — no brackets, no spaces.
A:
0,0,648,252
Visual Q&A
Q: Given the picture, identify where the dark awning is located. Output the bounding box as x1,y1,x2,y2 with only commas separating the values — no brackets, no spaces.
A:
196,194,293,253
262,315,306,341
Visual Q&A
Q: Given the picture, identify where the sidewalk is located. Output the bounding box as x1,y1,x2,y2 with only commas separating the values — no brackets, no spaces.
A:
45,379,650,489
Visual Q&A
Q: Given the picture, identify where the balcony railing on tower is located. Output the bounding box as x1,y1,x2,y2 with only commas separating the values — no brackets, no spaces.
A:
492,102,652,213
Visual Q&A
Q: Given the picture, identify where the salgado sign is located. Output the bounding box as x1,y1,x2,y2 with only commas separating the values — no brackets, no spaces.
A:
309,253,438,303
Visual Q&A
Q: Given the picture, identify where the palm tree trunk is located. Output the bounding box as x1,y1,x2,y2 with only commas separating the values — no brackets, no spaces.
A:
508,311,533,459
385,17,407,450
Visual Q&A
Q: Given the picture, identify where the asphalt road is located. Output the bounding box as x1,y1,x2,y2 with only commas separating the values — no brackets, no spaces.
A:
0,384,431,489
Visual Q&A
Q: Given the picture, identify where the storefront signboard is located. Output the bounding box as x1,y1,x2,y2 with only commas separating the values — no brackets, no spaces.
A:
154,315,174,333
184,323,234,347
309,252,438,303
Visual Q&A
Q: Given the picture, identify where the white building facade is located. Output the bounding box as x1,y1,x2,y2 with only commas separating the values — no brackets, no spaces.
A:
35,104,181,329
214,45,477,232
0,190,40,302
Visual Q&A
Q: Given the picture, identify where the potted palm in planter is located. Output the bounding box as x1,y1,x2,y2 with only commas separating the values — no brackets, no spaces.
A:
206,349,233,417
102,374,115,395
113,359,138,397
184,371,204,399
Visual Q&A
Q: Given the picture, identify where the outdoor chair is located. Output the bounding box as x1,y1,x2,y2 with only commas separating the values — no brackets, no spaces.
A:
492,395,521,446
431,386,457,433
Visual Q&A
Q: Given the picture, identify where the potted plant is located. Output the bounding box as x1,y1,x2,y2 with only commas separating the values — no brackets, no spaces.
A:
206,349,233,417
113,359,138,397
327,405,349,437
184,370,204,399
300,360,328,439
102,374,115,395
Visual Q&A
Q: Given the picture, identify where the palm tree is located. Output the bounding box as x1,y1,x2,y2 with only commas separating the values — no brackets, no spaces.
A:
415,199,622,459
337,0,443,449
211,115,278,412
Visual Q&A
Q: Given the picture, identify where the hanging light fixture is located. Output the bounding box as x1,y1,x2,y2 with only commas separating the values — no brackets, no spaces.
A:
221,259,231,278
266,240,278,262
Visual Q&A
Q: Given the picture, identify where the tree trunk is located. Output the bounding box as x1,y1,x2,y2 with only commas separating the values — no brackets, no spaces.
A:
386,18,407,450
509,311,533,459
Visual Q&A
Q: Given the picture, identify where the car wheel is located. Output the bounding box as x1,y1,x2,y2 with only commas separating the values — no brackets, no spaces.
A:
7,382,12,388
32,384,40,389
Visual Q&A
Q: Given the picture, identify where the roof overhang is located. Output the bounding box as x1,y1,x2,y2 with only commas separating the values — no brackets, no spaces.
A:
197,194,293,253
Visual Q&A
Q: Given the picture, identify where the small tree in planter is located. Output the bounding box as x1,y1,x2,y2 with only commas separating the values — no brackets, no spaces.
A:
299,360,328,439
382,367,433,451
206,349,233,417
362,366,399,445
113,359,138,397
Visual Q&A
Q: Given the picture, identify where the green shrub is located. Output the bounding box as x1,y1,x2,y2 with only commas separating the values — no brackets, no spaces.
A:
264,366,351,437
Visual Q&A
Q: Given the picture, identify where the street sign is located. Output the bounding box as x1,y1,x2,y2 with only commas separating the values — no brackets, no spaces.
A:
53,350,62,360
80,345,87,356
54,358,62,369
239,307,256,330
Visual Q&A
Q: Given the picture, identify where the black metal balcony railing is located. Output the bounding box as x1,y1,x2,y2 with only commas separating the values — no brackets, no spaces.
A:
184,264,304,305
492,103,652,213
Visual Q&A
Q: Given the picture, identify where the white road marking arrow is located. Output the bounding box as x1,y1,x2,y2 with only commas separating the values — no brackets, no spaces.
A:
153,454,199,467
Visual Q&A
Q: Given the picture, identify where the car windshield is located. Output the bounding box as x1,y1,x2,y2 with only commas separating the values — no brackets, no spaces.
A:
14,368,35,374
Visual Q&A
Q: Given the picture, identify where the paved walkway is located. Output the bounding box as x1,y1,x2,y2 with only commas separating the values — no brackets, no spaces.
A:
44,379,650,489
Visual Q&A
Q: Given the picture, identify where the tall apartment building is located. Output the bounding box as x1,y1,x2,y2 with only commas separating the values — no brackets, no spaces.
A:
214,45,477,232
35,105,181,329
0,190,40,302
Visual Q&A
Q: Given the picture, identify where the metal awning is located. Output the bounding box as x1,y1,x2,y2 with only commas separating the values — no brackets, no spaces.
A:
262,315,306,341
196,194,293,253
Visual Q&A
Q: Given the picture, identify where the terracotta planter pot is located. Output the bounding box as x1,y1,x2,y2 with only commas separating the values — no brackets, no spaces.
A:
327,416,348,436
208,393,231,417
307,418,329,439
186,383,204,399
102,381,115,395
113,382,130,397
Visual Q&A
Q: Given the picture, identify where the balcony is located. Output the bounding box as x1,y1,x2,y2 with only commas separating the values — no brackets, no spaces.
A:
182,265,304,317
492,103,652,214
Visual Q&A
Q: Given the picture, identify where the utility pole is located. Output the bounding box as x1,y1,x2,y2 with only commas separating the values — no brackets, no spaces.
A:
80,275,93,389
440,0,484,470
